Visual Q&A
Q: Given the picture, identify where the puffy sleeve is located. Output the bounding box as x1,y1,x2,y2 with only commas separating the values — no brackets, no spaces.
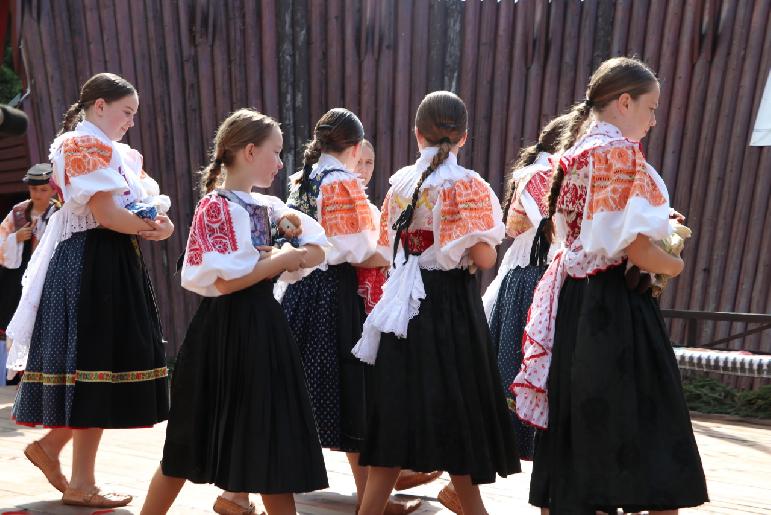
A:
434,176,505,269
0,210,23,269
116,144,171,214
581,143,671,257
181,195,261,296
137,171,171,214
505,167,551,238
317,174,378,265
53,135,127,207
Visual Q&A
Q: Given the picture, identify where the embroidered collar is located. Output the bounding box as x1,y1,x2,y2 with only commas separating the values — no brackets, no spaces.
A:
560,120,630,170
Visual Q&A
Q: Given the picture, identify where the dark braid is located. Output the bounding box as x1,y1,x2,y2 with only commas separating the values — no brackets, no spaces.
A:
200,154,225,194
391,140,452,264
299,139,323,194
502,112,573,222
540,101,590,244
58,102,84,135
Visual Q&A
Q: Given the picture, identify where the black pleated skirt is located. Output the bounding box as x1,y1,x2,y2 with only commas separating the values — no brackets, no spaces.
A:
529,264,708,513
359,268,521,485
161,280,328,494
13,229,168,428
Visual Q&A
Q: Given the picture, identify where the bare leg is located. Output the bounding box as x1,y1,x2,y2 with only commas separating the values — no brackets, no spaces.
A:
358,466,400,515
541,509,549,515
37,428,73,460
449,475,487,515
347,452,369,501
140,467,186,515
262,493,296,515
69,428,103,491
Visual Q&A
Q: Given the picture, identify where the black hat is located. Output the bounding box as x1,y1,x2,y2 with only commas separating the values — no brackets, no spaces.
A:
23,164,53,185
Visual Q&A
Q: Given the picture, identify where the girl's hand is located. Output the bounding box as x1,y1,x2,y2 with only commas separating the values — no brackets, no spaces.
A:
138,215,175,241
668,256,685,278
273,243,307,272
255,245,274,260
670,209,686,223
15,223,33,242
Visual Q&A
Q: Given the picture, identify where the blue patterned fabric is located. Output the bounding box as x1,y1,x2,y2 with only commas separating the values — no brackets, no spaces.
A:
281,268,341,447
488,264,546,460
13,232,86,426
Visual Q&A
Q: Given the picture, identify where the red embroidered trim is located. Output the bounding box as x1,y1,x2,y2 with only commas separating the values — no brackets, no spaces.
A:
186,196,239,266
356,267,387,314
399,229,434,254
525,169,552,217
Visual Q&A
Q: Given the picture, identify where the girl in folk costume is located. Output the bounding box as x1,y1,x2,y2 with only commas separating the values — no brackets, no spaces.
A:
482,114,574,455
436,113,577,514
354,138,444,496
1,165,60,379
141,109,329,515
354,91,521,515
11,73,173,509
280,110,418,514
353,139,387,315
513,57,708,514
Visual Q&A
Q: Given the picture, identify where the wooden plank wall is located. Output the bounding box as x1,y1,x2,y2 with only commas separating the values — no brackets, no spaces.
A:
0,136,29,195
14,0,771,386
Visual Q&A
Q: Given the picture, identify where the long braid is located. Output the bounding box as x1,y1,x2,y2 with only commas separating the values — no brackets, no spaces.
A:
57,102,83,135
200,148,229,195
299,139,323,194
541,102,592,244
391,140,452,264
502,142,541,221
201,161,223,194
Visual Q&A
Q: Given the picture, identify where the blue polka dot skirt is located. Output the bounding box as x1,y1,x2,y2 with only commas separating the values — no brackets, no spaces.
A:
281,263,367,452
13,229,169,428
488,264,546,460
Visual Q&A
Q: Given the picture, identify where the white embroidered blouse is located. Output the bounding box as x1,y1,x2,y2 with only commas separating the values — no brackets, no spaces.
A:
352,146,505,364
181,190,328,297
5,120,171,372
512,121,672,429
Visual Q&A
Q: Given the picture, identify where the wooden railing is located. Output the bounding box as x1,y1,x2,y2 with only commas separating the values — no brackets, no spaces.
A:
661,310,771,351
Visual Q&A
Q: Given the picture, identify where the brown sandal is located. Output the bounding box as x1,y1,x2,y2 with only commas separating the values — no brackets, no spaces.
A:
24,441,68,493
213,495,263,515
437,483,463,515
355,499,422,515
62,486,132,508
394,470,443,491
384,499,422,515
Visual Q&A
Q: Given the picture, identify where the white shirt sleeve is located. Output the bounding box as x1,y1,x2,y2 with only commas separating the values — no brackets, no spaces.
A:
0,211,23,269
316,172,378,265
51,135,128,208
580,144,671,258
181,195,261,297
433,176,505,270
